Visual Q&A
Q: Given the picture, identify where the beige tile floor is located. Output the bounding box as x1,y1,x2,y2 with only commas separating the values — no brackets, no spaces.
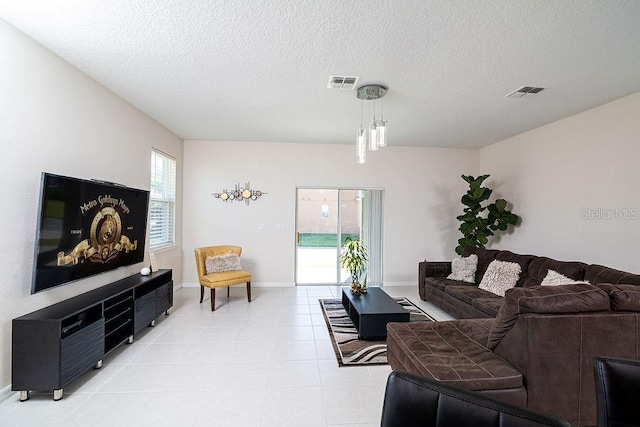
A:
0,285,452,426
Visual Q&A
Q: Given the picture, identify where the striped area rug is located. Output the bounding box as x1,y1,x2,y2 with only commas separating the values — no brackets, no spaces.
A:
319,297,435,366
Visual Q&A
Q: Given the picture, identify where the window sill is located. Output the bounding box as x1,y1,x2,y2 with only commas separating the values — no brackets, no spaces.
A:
149,244,177,253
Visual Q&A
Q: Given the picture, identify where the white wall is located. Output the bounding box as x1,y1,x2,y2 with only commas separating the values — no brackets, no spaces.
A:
480,91,640,272
182,140,478,286
0,21,183,391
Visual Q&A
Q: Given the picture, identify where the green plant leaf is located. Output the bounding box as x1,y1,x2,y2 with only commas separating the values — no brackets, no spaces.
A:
473,175,490,187
503,212,519,224
461,194,475,207
457,212,477,222
494,198,507,212
459,222,476,235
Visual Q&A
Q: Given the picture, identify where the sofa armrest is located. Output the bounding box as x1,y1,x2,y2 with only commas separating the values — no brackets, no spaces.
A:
418,261,452,300
419,261,452,279
494,311,640,427
381,371,570,427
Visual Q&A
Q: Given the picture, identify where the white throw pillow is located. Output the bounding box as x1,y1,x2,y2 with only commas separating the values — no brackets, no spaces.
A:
478,260,522,297
205,254,242,273
541,269,588,286
447,254,478,283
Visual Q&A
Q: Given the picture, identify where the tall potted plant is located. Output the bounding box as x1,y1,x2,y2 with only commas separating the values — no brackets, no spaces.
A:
340,237,368,294
455,174,519,255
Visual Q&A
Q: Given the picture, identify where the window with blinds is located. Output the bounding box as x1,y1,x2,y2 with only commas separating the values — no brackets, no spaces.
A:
149,150,176,249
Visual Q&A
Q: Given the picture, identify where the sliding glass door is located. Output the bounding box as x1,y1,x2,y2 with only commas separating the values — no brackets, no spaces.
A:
295,188,383,285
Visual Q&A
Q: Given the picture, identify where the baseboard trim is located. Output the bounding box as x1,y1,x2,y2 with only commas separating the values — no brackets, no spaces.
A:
0,384,15,403
183,281,414,288
253,282,296,287
182,282,416,288
382,281,417,287
182,282,295,288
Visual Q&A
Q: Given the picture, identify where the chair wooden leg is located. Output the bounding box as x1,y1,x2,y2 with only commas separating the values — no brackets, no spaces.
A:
210,288,216,311
227,286,230,298
247,282,252,302
199,285,204,303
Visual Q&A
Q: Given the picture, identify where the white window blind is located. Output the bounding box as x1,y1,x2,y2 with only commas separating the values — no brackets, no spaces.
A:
149,150,176,249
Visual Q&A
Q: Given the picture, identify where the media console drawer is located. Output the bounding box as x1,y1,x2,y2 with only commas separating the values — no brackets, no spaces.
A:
60,319,104,386
12,269,173,401
134,291,157,333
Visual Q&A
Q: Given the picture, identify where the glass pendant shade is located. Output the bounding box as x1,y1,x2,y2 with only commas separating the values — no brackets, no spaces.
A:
377,119,387,147
369,120,379,151
356,128,366,164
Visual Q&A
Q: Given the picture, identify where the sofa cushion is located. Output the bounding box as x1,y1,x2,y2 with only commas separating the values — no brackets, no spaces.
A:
585,265,640,285
447,254,478,283
472,298,504,317
517,284,609,314
596,283,640,312
521,257,587,288
386,319,523,391
478,260,522,297
425,277,472,292
445,285,498,305
495,251,535,286
442,294,495,319
463,247,500,284
486,284,610,350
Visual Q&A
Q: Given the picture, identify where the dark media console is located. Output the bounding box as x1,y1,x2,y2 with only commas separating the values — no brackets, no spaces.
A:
12,269,173,401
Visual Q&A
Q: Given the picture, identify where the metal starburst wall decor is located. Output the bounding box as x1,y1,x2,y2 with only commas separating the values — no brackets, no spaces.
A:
212,182,266,205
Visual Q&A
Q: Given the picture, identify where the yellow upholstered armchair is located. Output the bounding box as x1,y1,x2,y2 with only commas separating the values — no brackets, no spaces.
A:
194,245,252,311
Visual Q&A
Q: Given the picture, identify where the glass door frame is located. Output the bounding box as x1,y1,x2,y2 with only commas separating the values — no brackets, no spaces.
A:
294,186,383,286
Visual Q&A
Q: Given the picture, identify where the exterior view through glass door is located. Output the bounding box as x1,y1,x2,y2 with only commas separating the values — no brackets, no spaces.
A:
295,188,383,285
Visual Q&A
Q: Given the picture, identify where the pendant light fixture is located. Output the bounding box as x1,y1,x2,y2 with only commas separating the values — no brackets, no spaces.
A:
369,100,379,151
356,96,366,164
356,84,388,163
378,100,387,148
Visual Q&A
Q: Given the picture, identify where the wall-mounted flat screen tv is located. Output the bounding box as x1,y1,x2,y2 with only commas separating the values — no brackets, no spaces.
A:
32,173,150,294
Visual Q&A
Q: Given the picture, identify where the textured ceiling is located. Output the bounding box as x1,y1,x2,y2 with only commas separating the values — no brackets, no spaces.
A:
1,0,640,148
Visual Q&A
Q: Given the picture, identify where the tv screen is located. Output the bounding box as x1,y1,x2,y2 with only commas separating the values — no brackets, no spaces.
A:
32,173,150,294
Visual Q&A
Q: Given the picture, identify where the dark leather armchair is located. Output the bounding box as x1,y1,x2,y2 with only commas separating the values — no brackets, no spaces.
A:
593,357,640,427
381,371,570,427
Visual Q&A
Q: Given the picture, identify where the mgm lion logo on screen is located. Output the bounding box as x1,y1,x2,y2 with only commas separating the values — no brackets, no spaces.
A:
58,198,137,266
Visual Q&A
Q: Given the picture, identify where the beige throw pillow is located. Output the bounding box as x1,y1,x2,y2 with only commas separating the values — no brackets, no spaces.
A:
205,254,242,273
541,269,588,286
478,260,522,297
447,254,478,283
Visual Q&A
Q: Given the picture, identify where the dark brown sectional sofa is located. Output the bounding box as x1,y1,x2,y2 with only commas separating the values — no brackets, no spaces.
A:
387,247,640,426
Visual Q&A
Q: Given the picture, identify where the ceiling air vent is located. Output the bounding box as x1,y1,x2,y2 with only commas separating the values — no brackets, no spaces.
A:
327,76,359,90
506,86,545,98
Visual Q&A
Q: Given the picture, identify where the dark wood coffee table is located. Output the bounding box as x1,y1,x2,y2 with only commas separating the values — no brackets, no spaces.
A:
341,287,410,339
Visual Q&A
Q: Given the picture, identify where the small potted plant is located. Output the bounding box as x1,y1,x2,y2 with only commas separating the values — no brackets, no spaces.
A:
340,237,368,295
